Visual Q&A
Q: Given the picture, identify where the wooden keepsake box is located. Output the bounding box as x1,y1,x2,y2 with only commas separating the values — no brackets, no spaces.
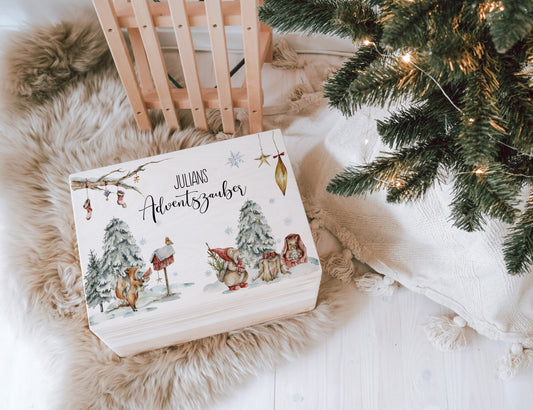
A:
70,129,321,356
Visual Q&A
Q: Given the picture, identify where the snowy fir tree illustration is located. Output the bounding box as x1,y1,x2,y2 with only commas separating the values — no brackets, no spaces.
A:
100,217,145,287
236,200,276,270
84,249,111,312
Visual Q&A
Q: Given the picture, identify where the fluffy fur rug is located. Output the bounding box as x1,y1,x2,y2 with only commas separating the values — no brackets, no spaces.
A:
0,17,352,409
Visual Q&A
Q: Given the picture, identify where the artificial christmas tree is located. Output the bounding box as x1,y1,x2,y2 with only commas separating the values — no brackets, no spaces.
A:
236,199,277,270
260,0,533,274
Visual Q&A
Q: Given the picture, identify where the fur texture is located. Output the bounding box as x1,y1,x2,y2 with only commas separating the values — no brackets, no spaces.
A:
0,17,353,409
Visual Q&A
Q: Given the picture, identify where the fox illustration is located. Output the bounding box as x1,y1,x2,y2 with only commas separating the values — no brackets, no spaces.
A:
115,267,144,312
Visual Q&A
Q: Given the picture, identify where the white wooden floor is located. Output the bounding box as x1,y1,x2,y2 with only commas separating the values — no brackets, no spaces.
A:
1,22,533,410
211,285,533,410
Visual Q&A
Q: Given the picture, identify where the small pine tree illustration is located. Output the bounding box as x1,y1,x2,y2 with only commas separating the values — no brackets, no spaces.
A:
100,218,145,290
84,249,109,312
206,244,225,275
236,200,276,269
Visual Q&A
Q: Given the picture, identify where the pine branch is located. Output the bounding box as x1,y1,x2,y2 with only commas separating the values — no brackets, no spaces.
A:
487,0,533,53
327,137,451,200
259,0,381,41
376,99,459,149
457,55,506,165
206,248,225,273
324,47,381,115
503,190,533,274
343,55,420,109
449,186,487,232
380,0,436,49
264,0,533,274
497,52,533,156
451,163,520,229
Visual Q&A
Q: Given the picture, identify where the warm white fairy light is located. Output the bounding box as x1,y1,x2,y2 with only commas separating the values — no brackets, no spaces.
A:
394,179,406,188
401,53,411,63
474,168,486,176
363,39,372,46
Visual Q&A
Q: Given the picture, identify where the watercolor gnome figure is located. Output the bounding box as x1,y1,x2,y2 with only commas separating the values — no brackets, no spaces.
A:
282,234,308,268
207,245,249,291
256,251,290,282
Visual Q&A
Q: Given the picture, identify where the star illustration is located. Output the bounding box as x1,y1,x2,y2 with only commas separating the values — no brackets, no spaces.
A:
255,150,271,167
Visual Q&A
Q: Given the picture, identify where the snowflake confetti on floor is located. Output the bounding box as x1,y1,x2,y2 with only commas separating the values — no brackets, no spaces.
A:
226,151,245,168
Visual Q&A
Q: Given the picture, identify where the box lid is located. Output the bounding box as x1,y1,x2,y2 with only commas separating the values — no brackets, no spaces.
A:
69,130,321,355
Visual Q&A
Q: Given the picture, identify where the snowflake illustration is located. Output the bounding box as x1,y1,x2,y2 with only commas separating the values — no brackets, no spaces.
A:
205,270,212,277
284,217,292,226
225,226,233,235
139,238,147,246
277,238,282,244
226,151,245,168
269,198,275,204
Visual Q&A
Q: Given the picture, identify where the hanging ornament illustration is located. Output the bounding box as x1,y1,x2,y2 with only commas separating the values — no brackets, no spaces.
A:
83,199,92,220
103,181,111,201
83,179,92,220
272,134,288,195
117,189,127,208
134,172,140,183
254,133,271,167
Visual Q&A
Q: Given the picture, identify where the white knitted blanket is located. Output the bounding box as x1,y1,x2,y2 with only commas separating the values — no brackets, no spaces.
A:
288,104,533,346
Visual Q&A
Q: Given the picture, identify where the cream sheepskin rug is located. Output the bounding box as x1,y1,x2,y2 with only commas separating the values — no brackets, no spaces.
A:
0,17,353,410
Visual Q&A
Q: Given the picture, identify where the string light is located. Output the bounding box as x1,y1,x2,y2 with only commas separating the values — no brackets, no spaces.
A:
356,7,529,162
394,179,406,189
474,168,486,176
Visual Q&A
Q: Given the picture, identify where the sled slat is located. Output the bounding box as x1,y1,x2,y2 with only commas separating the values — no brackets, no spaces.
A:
241,0,263,133
131,0,180,130
143,87,249,110
115,1,242,28
93,0,152,131
128,27,155,93
205,0,235,134
168,0,208,130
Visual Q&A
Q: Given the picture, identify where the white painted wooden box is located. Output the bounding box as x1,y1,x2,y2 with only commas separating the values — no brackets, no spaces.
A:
69,130,321,356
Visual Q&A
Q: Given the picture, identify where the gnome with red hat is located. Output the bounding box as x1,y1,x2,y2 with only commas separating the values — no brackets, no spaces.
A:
207,245,249,291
